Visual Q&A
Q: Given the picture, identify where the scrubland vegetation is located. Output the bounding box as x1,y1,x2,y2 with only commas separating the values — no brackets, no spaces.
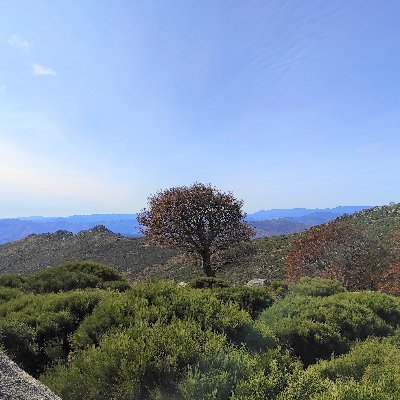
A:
2,203,400,398
1,262,400,399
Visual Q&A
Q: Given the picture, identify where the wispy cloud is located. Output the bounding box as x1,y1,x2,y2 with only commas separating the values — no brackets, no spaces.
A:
32,63,56,76
7,34,31,49
0,85,5,92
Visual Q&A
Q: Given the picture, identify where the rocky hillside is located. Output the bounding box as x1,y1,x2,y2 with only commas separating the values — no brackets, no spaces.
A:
0,226,174,280
0,225,295,284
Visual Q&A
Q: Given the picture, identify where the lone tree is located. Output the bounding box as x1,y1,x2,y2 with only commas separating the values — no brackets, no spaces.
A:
137,183,255,277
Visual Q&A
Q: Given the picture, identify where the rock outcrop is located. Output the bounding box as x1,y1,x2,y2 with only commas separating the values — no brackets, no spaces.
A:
0,352,61,400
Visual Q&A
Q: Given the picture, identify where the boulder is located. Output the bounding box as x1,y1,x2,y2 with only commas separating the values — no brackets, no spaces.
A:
246,278,270,287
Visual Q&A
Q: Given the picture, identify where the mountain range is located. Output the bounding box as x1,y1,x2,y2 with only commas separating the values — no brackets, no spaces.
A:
0,203,398,284
0,206,371,245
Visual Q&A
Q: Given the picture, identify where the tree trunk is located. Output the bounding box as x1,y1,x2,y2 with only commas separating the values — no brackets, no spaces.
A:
201,250,215,277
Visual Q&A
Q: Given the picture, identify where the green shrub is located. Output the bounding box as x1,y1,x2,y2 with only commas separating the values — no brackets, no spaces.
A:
387,327,400,347
5,276,398,400
0,286,24,303
72,281,263,351
180,344,262,400
43,320,227,400
180,345,300,400
235,321,277,352
47,282,280,400
280,338,400,400
188,276,231,289
0,290,106,376
0,273,28,290
259,292,394,365
334,291,400,328
70,291,147,350
268,280,290,299
0,320,37,373
0,263,130,294
277,368,330,400
25,262,130,293
212,286,274,318
271,316,348,365
290,277,346,297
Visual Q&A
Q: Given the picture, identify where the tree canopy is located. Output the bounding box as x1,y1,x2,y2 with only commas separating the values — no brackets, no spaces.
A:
137,183,255,277
285,222,387,290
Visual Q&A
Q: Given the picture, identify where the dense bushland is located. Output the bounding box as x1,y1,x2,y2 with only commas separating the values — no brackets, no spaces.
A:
0,289,107,375
259,289,400,365
1,264,400,399
40,280,278,399
0,261,130,293
0,261,128,375
280,337,400,400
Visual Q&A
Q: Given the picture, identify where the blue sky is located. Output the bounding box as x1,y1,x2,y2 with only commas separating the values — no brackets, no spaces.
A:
1,1,400,217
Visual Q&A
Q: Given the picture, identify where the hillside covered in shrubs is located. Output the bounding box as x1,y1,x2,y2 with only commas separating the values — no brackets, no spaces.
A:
1,262,400,399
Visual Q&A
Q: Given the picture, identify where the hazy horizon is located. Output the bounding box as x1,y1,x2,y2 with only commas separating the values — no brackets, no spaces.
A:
2,1,399,217
0,204,376,220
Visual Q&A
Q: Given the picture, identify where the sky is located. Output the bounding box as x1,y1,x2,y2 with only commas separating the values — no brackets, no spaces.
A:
1,0,400,217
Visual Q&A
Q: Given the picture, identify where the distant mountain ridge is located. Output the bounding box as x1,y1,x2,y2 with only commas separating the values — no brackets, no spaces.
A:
251,219,310,238
0,215,141,245
0,206,372,245
245,206,371,221
18,214,138,223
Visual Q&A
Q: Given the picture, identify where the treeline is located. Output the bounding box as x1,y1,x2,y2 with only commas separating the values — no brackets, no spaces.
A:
1,262,400,399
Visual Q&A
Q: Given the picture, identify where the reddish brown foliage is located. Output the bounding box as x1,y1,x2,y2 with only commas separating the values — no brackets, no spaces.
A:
389,229,400,264
285,222,387,290
137,183,255,277
376,229,400,296
377,262,400,296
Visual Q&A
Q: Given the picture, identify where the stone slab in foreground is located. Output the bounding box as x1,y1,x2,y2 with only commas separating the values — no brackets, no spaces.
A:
0,352,61,400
